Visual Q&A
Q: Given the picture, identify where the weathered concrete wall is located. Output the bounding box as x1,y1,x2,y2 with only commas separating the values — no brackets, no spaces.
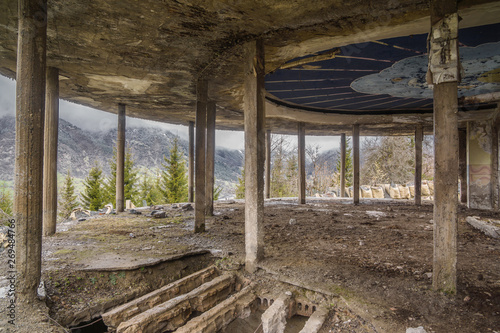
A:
468,121,493,209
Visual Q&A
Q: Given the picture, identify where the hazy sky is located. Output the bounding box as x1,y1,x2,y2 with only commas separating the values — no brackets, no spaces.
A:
0,75,339,152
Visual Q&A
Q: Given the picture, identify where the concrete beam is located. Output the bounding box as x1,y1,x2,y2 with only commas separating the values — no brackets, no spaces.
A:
430,0,458,294
116,103,126,213
188,121,194,203
205,101,216,216
195,79,208,233
43,67,59,236
415,125,423,206
298,122,306,204
265,129,271,199
244,39,265,273
14,0,47,302
340,133,346,197
353,125,360,205
262,293,293,333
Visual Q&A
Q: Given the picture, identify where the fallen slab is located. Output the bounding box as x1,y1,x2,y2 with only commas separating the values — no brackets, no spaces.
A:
466,216,500,238
102,265,219,330
117,273,235,333
174,285,256,333
298,306,329,333
262,293,293,333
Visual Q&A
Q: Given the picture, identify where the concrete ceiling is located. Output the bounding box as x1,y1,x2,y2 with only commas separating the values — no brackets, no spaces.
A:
0,0,499,135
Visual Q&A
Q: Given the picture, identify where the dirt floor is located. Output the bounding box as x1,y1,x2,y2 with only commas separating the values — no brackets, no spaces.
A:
1,198,499,332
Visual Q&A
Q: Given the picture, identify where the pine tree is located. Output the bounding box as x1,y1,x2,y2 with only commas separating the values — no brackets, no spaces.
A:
58,170,79,219
336,136,353,188
161,137,188,203
138,171,163,206
104,147,139,206
81,162,105,211
235,167,245,199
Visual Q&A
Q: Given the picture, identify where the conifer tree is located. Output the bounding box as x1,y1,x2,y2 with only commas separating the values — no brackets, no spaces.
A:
138,171,163,206
81,162,105,211
104,147,139,206
235,167,245,199
161,137,188,203
58,170,79,219
336,136,353,187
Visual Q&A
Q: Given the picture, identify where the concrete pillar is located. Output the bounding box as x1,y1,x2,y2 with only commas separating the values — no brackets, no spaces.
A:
298,122,306,204
116,103,126,213
205,101,216,216
430,0,459,294
492,120,499,210
340,133,346,197
458,128,467,204
195,78,208,233
43,67,59,236
265,129,271,199
353,125,360,204
244,39,265,273
188,121,194,203
414,125,423,206
14,0,47,302
467,121,493,209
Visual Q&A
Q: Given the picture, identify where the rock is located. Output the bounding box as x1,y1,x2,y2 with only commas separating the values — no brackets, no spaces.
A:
181,203,193,211
171,203,179,209
77,218,86,222
424,272,432,279
129,233,135,238
464,296,471,302
129,209,141,215
406,326,427,333
152,211,166,218
37,281,46,301
289,218,297,225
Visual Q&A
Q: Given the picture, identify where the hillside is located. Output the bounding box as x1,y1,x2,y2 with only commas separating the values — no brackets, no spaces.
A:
0,115,243,196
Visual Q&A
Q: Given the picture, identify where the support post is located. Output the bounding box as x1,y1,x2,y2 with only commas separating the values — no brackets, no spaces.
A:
188,121,194,203
116,104,126,213
43,67,59,236
15,0,47,302
298,122,306,204
415,125,423,206
430,0,459,293
492,121,499,210
195,78,208,233
244,39,265,273
265,129,271,199
458,128,467,204
353,125,360,204
205,101,216,216
340,133,346,197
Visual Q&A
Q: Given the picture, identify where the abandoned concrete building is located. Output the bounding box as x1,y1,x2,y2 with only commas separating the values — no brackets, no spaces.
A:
0,0,499,332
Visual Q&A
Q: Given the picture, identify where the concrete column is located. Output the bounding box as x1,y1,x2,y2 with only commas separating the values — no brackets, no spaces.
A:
205,101,216,216
415,125,423,206
116,104,126,213
492,121,499,210
430,0,459,294
188,121,194,203
265,129,271,199
353,125,360,204
43,67,59,236
298,122,306,204
458,128,467,204
244,39,265,273
15,0,47,302
195,78,208,233
467,121,493,209
340,133,346,198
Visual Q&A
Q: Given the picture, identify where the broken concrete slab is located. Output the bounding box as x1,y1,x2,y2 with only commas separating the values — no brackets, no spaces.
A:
466,216,500,238
175,285,256,333
298,306,329,333
102,265,219,330
116,273,236,333
262,293,293,333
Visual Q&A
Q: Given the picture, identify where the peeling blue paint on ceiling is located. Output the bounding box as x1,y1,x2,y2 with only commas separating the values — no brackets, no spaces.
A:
265,23,500,113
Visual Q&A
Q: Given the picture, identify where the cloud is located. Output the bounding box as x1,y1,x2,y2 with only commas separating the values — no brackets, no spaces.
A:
351,42,500,99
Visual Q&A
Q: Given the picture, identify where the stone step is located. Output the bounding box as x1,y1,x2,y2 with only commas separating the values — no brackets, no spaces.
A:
102,265,219,330
117,273,236,333
174,284,256,333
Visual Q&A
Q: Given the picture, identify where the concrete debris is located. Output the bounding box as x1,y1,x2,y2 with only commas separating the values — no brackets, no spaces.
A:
262,293,293,333
406,326,427,333
466,216,500,238
129,209,142,215
151,211,166,218
289,218,297,225
37,281,46,301
129,233,135,238
365,211,386,219
299,306,329,333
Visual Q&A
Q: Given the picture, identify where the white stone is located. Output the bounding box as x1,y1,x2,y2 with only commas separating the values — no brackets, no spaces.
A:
406,326,427,333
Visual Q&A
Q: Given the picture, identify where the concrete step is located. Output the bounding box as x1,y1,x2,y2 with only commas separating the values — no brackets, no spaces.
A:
102,265,219,331
117,273,236,333
174,284,256,333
